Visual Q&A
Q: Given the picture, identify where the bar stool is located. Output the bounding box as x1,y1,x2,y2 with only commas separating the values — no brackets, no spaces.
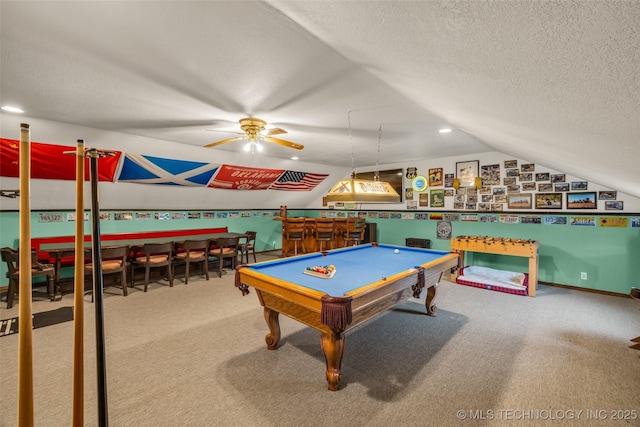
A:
284,217,306,256
342,217,365,247
314,218,335,251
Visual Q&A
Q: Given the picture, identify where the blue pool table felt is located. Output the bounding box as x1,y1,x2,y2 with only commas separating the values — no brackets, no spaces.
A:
246,243,452,296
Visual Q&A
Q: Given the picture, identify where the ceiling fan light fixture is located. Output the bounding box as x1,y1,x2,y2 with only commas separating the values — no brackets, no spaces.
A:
204,117,303,151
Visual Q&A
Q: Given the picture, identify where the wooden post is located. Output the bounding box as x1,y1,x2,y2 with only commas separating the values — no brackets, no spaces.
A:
18,123,34,426
72,139,85,426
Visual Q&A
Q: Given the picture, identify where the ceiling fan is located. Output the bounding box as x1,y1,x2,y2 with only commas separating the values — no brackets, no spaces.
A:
204,117,304,152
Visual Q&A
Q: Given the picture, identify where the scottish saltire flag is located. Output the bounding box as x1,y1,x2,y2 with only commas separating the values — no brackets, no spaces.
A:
269,170,329,191
117,153,218,186
208,164,284,190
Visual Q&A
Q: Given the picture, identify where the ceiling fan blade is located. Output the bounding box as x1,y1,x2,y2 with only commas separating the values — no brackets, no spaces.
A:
264,136,304,150
204,129,245,135
204,136,244,148
262,127,287,136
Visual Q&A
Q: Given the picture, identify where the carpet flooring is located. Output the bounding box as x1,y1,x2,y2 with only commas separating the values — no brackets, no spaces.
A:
1,252,639,426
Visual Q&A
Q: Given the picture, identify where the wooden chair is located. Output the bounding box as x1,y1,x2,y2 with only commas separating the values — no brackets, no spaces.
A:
342,217,366,247
314,218,336,251
2,247,55,309
85,245,130,296
209,236,239,278
284,217,306,256
239,231,257,264
130,242,174,292
174,239,209,284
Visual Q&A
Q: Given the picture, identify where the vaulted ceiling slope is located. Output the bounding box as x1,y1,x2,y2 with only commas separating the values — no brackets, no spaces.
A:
1,1,638,198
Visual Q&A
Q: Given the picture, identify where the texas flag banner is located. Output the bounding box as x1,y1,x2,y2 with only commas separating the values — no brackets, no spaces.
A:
117,153,219,186
268,170,329,191
0,138,121,181
208,164,285,190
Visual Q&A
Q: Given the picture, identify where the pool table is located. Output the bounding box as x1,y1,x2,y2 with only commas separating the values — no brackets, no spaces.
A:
235,243,458,391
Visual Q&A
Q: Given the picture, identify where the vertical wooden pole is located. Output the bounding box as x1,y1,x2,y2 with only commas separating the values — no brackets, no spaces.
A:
72,139,85,426
88,149,109,427
17,122,34,426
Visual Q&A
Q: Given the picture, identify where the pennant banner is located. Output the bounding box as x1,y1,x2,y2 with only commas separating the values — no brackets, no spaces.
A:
268,170,329,191
208,164,284,190
117,153,219,186
0,138,120,181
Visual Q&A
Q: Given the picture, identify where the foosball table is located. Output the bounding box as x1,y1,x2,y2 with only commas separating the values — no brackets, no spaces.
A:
450,236,539,296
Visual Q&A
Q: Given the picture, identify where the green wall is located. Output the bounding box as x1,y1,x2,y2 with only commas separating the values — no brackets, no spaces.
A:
0,209,284,285
296,209,638,295
370,213,638,295
2,209,638,295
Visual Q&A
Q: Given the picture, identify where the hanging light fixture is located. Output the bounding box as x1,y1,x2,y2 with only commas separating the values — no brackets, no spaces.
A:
326,114,401,204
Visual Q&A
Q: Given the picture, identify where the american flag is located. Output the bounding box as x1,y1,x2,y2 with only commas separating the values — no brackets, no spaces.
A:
269,170,329,191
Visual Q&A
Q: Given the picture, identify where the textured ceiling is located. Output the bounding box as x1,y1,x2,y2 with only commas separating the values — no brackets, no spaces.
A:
1,1,639,197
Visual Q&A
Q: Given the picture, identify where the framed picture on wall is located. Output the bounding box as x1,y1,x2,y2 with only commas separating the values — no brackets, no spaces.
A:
507,193,532,209
456,160,479,187
604,201,623,210
428,168,443,186
567,192,597,209
571,181,588,190
430,189,445,207
599,191,617,200
535,193,562,209
504,160,517,168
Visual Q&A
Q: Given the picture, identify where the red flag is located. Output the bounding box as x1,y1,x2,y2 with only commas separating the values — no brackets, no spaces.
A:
208,164,284,190
0,138,121,181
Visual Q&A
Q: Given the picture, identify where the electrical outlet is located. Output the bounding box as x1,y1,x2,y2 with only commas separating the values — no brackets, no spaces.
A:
272,240,276,248
581,272,587,280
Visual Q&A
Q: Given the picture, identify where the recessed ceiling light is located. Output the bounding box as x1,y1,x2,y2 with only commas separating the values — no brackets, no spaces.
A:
291,156,299,160
1,105,24,114
438,128,452,134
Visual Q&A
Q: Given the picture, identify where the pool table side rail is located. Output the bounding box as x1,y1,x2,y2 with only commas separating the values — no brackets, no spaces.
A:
235,252,458,333
236,265,328,310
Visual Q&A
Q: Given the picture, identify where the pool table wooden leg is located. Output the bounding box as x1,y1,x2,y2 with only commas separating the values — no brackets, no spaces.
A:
263,307,281,350
320,330,345,391
425,282,438,317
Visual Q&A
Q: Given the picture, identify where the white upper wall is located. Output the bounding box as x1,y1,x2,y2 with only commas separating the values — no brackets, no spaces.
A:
0,114,348,211
1,114,639,213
